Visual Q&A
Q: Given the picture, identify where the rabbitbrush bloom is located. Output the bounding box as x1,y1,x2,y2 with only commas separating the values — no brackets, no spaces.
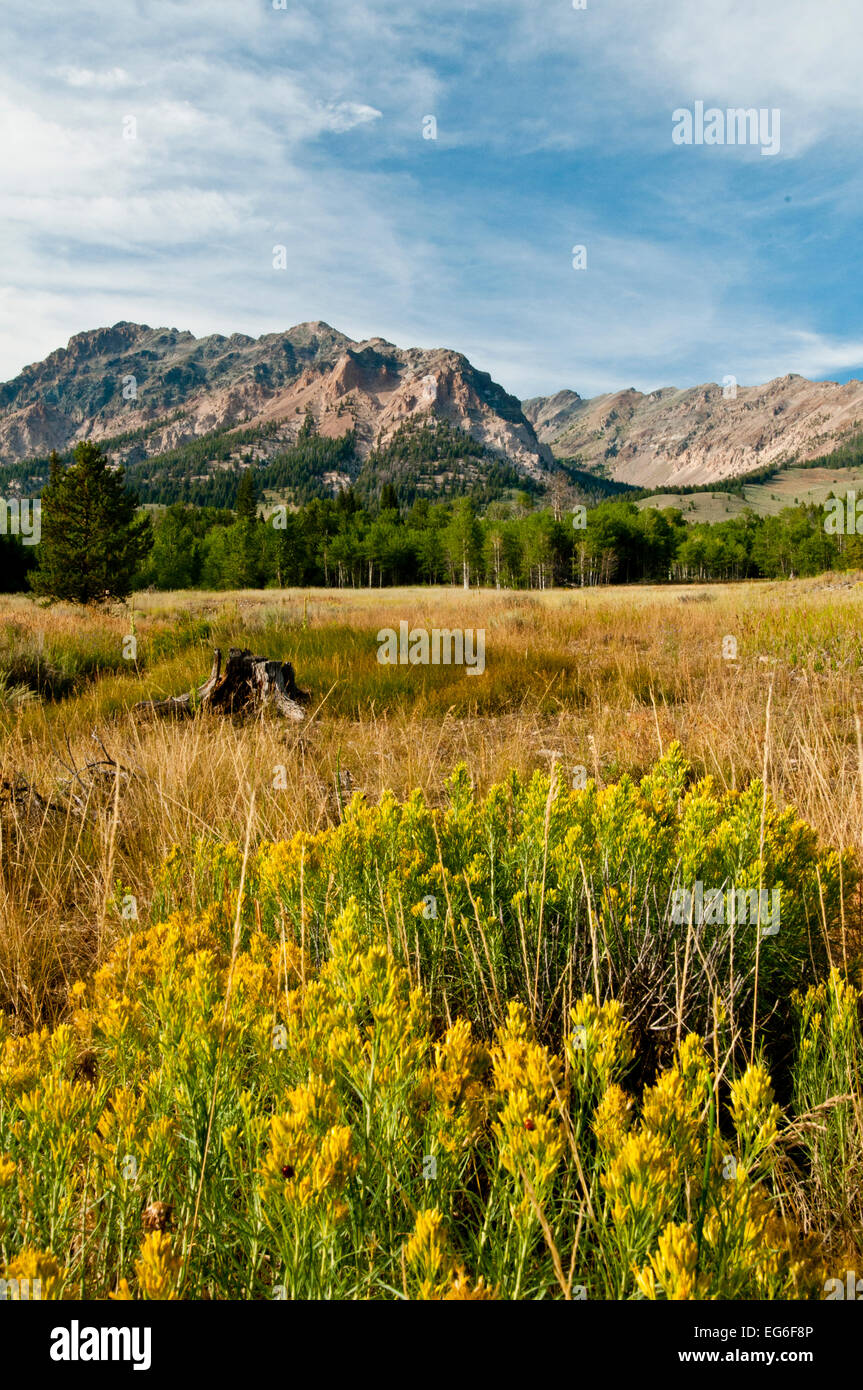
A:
2,1248,66,1299
491,1002,565,1223
634,1221,707,1301
111,1232,182,1301
404,1207,495,1300
260,1078,356,1222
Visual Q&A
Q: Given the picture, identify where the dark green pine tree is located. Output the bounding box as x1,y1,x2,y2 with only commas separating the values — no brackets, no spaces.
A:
379,482,399,513
335,484,359,517
298,408,317,443
234,468,259,522
31,443,152,603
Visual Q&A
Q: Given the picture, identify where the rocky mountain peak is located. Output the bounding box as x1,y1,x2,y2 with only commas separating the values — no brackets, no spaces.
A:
0,322,553,481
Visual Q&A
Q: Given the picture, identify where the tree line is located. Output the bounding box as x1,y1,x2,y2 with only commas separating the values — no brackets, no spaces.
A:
2,440,861,602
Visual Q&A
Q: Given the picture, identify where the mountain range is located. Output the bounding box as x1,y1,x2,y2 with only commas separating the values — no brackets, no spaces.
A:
0,322,550,484
523,377,863,488
2,321,863,497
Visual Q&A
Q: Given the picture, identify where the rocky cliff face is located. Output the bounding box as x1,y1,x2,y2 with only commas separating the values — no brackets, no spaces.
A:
523,375,863,488
0,321,553,480
9,323,862,492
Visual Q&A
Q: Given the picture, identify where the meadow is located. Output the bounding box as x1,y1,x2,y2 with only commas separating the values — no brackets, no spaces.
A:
638,466,863,521
1,578,862,1299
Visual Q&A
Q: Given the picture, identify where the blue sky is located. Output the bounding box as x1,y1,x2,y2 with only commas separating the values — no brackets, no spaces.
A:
2,0,863,399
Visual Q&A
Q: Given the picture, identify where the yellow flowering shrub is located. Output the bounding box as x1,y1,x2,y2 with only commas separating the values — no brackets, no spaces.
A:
0,752,854,1299
491,1002,565,1226
634,1222,706,1301
1,1248,66,1299
260,1078,356,1222
404,1207,495,1300
792,969,863,1231
111,1232,182,1301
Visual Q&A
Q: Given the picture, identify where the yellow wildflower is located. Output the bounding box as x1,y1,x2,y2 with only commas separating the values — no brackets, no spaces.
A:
1,1249,65,1299
133,1232,181,1300
635,1222,707,1300
729,1064,780,1172
593,1084,633,1156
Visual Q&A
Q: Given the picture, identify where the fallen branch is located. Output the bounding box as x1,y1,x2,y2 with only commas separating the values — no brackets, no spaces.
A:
1,731,136,823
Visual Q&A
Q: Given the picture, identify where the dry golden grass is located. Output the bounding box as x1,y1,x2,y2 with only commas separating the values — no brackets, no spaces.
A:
2,575,863,1025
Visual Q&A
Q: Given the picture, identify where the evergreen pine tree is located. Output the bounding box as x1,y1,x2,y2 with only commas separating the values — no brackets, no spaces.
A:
379,482,399,513
31,443,152,602
234,468,258,522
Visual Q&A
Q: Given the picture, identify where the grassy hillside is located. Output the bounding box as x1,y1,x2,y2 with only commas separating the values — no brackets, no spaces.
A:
638,465,863,521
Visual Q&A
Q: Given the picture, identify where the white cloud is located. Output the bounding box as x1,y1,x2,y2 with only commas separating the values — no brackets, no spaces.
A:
747,330,863,384
57,65,132,89
323,102,383,133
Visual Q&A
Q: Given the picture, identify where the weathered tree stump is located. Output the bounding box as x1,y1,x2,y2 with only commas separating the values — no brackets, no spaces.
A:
135,648,310,721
